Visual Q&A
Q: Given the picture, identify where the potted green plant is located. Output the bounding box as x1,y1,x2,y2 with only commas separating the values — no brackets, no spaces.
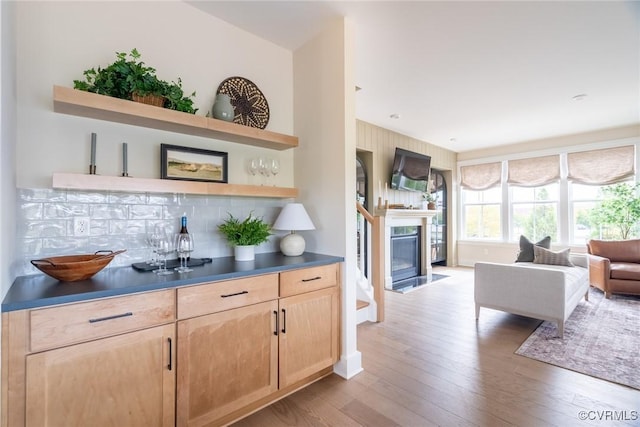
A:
73,48,198,114
217,212,272,261
422,192,437,210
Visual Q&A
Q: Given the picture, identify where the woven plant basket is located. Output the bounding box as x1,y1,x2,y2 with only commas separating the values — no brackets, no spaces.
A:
131,92,165,108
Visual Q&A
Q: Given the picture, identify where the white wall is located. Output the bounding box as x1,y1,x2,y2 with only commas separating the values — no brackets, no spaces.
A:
1,0,18,414
458,124,640,162
294,18,362,379
16,1,294,189
1,1,17,292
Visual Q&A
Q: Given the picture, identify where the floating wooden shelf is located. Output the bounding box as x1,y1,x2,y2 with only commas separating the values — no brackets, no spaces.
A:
52,173,298,199
53,86,298,150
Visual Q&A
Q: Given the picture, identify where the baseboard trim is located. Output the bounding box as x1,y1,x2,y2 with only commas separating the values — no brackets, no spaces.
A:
333,350,363,379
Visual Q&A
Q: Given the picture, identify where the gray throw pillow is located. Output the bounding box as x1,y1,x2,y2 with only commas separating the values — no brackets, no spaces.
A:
533,245,574,267
515,235,551,262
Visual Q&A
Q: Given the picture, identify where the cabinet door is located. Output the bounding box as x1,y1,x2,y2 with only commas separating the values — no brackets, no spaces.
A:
279,286,339,388
26,323,175,427
176,300,278,427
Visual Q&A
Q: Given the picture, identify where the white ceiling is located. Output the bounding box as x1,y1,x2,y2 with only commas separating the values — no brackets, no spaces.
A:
188,1,640,153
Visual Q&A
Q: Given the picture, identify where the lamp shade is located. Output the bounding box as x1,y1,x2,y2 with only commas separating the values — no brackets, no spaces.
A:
272,203,315,231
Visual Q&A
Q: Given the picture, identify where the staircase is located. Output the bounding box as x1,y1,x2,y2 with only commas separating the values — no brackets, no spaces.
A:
356,202,385,324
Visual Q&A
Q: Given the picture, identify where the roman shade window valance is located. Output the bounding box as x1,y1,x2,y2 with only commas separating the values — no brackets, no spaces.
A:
567,145,635,185
507,155,560,187
460,162,502,190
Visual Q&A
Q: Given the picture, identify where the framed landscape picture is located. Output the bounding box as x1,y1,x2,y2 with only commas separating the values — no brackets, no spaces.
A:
161,144,228,183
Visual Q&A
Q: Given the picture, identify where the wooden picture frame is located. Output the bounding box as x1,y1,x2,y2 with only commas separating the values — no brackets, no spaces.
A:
161,144,228,183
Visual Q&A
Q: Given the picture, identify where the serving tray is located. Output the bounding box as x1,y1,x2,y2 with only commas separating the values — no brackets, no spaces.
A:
132,257,212,272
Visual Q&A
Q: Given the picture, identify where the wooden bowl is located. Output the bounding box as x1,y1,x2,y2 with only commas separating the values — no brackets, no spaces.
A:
30,250,126,282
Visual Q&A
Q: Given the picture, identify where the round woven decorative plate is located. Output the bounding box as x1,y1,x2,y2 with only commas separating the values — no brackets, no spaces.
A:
216,77,270,129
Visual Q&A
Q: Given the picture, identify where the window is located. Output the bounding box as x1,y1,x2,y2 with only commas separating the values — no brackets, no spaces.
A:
460,162,502,240
459,144,637,245
570,183,600,244
510,184,559,242
462,187,502,239
567,146,636,242
571,181,638,242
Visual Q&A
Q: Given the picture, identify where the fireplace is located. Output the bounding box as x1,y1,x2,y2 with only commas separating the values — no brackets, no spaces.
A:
391,226,421,282
374,208,436,290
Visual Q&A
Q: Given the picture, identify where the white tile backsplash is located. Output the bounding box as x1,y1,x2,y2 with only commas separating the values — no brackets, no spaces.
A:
16,188,291,276
67,192,109,204
43,203,90,218
19,188,66,202
21,203,43,220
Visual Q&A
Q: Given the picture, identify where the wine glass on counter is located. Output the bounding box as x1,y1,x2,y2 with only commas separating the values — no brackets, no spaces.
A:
152,226,174,276
175,233,194,273
145,229,161,266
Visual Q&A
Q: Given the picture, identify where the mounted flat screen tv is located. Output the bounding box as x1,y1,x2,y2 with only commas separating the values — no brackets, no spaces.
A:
390,148,431,192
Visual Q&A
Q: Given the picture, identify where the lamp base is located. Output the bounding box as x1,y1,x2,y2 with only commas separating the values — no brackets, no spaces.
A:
280,233,305,256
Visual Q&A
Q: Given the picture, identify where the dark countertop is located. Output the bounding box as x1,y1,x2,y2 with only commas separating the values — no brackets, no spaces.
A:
2,252,344,312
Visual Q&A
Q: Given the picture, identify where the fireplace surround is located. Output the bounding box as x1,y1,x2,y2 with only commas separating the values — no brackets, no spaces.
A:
375,208,436,290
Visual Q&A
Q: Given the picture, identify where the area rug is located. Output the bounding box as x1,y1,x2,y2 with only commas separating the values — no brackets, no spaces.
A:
515,289,640,390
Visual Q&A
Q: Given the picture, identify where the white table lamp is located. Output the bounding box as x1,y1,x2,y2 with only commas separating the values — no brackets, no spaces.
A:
272,203,315,256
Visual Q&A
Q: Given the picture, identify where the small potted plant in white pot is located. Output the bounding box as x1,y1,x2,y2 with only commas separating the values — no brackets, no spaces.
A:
217,212,272,261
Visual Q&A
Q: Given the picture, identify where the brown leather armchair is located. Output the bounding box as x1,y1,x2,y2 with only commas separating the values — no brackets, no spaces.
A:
587,239,640,298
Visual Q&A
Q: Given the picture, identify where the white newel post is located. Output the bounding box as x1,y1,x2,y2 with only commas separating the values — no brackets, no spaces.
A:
374,208,437,289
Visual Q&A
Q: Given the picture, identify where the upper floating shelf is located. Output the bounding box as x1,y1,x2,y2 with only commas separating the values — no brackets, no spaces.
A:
52,173,298,199
52,86,298,150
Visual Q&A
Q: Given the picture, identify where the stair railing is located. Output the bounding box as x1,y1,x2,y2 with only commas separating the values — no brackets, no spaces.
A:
356,202,385,322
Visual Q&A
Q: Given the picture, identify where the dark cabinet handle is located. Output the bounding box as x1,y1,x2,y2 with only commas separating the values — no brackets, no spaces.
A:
220,290,249,298
273,310,279,336
302,276,321,282
281,308,287,334
167,337,172,371
88,312,133,323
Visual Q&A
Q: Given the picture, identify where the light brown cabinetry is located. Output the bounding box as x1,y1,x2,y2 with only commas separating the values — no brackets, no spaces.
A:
1,263,340,427
280,263,339,297
177,300,279,426
177,274,279,319
279,286,339,388
26,323,175,427
175,265,339,427
176,274,280,426
2,290,176,427
29,289,175,352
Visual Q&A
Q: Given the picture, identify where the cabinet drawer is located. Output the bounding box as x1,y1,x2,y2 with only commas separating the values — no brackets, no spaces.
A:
177,274,279,319
29,289,175,353
280,263,339,297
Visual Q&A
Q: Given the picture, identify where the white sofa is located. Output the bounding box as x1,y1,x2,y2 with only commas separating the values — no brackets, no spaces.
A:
474,253,590,337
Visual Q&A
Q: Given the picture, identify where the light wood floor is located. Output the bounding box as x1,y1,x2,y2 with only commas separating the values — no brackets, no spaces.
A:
233,267,639,427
